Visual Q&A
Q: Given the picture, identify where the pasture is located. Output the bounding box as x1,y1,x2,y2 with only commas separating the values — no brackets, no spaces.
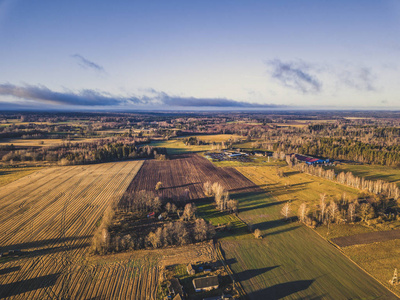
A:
0,160,148,299
220,167,398,299
236,164,359,215
327,163,400,187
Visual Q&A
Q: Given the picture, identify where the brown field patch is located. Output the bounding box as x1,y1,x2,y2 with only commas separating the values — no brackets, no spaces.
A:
332,229,400,247
124,153,259,202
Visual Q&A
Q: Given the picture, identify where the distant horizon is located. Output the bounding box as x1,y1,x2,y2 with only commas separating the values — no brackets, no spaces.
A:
1,1,399,110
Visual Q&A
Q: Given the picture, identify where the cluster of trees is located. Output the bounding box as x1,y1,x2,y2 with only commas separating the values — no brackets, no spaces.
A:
203,181,238,214
146,218,215,249
293,163,399,200
295,193,387,229
2,138,166,165
92,187,216,254
293,190,400,231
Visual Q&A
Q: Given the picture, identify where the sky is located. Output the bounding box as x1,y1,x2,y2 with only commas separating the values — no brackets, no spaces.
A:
0,0,400,111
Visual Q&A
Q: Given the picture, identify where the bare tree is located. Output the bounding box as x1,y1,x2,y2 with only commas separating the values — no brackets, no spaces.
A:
193,218,208,241
329,201,339,223
182,203,196,221
348,202,356,222
297,203,309,223
227,199,239,214
281,202,291,220
203,181,213,197
319,193,327,223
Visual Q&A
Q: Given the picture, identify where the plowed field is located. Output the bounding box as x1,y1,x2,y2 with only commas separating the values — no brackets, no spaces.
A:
125,153,258,201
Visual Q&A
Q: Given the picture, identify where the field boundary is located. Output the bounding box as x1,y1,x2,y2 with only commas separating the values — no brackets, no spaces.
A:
311,226,400,299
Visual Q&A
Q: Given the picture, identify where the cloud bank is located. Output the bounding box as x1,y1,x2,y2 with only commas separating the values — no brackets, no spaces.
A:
267,59,321,93
0,84,283,108
71,54,105,73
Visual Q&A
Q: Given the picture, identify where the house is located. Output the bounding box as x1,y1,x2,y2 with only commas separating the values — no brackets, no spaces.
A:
187,263,195,275
169,278,183,297
193,275,219,292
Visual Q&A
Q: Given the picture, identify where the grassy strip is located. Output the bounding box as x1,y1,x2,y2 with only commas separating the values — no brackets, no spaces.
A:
0,167,43,187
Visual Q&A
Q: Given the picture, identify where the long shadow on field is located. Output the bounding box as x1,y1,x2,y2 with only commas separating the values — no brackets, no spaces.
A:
235,266,279,282
247,280,314,300
265,226,300,237
0,273,61,299
252,218,293,231
0,236,91,253
0,266,20,275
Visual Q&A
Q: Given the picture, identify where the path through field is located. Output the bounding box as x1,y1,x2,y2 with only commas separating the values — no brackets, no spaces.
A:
0,160,161,300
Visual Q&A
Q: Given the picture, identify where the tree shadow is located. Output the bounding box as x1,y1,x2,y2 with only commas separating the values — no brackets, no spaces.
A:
235,266,280,282
0,273,61,299
0,235,91,253
247,279,314,300
252,218,293,231
265,226,300,237
284,171,300,177
0,266,20,275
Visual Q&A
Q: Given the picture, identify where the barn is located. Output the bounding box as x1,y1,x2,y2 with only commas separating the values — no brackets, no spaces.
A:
193,275,219,292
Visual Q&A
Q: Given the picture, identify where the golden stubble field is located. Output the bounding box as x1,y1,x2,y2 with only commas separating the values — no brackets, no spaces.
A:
0,160,161,299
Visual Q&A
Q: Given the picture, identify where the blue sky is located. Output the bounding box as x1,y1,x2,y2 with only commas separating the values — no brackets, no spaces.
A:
0,0,399,110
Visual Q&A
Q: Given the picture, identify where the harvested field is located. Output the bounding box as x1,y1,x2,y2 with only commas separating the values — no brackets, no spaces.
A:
124,153,258,202
332,229,400,247
0,160,147,299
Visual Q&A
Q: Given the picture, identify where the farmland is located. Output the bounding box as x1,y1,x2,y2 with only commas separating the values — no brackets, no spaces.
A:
0,160,151,299
124,154,396,299
327,163,400,187
0,166,43,187
218,166,397,299
149,134,242,155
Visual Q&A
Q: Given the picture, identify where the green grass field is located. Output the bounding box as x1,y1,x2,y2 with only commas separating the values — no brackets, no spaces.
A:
217,178,398,299
327,163,400,187
0,167,43,187
343,239,400,292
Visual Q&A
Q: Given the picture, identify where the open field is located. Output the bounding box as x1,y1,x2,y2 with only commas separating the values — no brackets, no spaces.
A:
235,164,359,215
149,134,242,155
220,167,398,299
327,163,400,187
0,160,146,299
126,153,257,201
343,239,400,293
0,137,98,147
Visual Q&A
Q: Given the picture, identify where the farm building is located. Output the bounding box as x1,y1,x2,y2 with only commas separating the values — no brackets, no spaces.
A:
187,263,195,275
293,154,328,165
169,278,184,298
193,275,219,292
